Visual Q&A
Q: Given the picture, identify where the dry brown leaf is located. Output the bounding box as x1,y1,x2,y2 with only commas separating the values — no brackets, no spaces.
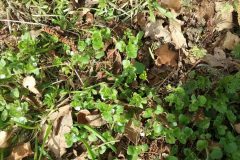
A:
47,105,73,158
160,0,181,11
124,121,141,144
77,109,107,127
222,32,240,50
0,131,8,148
144,20,171,42
169,19,187,49
85,12,94,24
22,76,41,96
107,49,122,74
196,0,215,22
7,142,33,160
234,123,240,134
136,13,147,29
154,44,178,67
214,2,233,31
203,47,228,67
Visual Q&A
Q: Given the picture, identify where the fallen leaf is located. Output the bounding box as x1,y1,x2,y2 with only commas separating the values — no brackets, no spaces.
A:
22,76,41,96
234,123,240,134
85,0,99,7
136,13,147,29
160,0,181,12
7,142,33,160
203,47,228,67
47,105,73,158
144,20,171,42
169,19,187,49
214,2,233,31
77,109,107,127
196,0,215,22
124,121,141,144
29,29,42,39
85,12,94,24
154,44,178,67
0,131,8,148
222,31,240,50
107,49,122,74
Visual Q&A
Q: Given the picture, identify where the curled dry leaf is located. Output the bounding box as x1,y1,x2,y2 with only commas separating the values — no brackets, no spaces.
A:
22,76,41,96
160,0,181,12
124,121,142,144
47,105,73,158
169,19,187,49
234,123,240,134
77,109,107,127
154,44,178,67
0,131,8,148
7,142,33,160
214,2,233,31
222,31,240,50
144,20,171,42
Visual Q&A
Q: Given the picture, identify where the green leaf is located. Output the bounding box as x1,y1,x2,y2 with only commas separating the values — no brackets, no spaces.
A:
134,61,145,74
217,125,227,135
116,41,126,52
126,43,138,58
142,108,153,118
95,50,105,59
166,156,178,160
92,31,104,50
154,105,164,115
178,114,190,125
11,88,20,98
99,84,118,100
1,109,8,121
210,147,223,159
196,140,208,151
224,142,238,154
78,40,87,52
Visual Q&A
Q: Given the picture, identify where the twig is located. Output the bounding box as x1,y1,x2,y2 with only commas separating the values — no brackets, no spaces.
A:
74,68,84,86
0,19,47,26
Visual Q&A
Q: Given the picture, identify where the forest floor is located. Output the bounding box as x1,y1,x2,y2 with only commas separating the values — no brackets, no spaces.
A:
0,0,240,160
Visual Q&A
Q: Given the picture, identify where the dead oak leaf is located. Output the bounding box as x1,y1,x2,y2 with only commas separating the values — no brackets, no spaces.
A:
169,19,187,49
154,44,178,67
47,105,73,158
144,20,171,42
7,142,33,160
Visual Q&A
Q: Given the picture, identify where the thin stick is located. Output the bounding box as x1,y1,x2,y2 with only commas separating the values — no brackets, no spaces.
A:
0,19,47,26
74,69,84,86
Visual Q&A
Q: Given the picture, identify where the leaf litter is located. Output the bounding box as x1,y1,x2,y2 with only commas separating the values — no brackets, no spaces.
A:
2,0,240,159
47,105,73,158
